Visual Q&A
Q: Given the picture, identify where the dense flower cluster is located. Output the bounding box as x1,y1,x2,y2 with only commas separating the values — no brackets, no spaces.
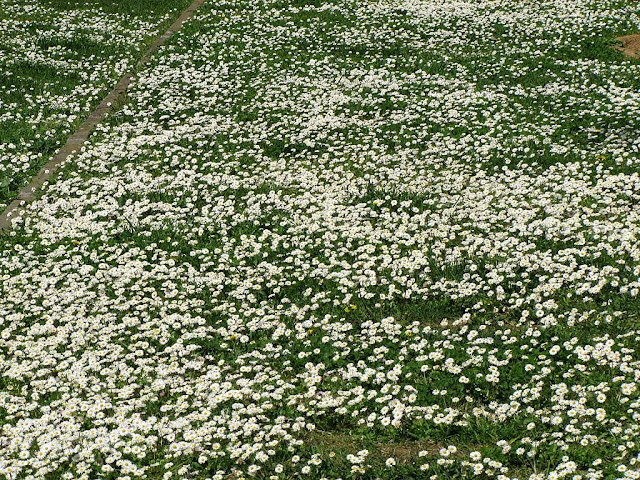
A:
0,0,183,209
1,0,640,479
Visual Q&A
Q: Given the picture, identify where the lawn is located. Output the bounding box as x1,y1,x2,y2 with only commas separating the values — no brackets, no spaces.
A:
1,0,640,479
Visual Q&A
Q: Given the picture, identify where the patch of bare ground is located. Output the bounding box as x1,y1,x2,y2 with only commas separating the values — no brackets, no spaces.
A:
376,440,440,465
305,430,448,465
616,34,640,58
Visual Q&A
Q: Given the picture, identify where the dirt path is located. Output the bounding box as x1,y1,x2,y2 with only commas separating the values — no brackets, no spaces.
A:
0,0,206,232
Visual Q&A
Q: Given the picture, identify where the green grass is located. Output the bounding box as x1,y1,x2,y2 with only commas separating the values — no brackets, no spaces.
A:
1,0,640,479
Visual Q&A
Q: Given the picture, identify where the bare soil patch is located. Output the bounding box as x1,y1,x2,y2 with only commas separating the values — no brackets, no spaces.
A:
305,430,443,465
616,34,640,58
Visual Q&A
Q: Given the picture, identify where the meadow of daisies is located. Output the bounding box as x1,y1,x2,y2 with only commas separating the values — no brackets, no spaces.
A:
2,0,640,479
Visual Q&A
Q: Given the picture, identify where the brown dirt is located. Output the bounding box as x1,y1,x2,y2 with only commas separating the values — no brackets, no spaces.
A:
0,0,206,232
304,430,444,465
616,34,640,58
377,440,441,465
